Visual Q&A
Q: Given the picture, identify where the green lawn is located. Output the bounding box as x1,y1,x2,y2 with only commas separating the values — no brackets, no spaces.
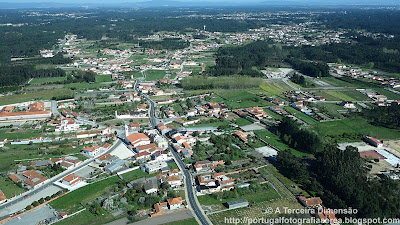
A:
54,208,122,225
65,82,108,89
0,177,26,199
0,88,73,105
30,77,67,85
284,107,318,125
145,70,166,81
163,218,198,225
120,168,151,182
260,82,290,96
312,90,370,101
313,117,400,141
168,162,179,170
254,130,312,157
217,90,271,109
50,176,120,213
235,118,253,126
96,75,112,83
321,77,355,87
197,183,280,206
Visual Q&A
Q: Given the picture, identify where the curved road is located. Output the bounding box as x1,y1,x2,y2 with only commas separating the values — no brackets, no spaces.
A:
136,70,211,225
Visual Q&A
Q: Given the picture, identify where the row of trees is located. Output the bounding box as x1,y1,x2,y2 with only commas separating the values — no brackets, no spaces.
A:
0,65,66,87
363,104,400,130
276,117,322,154
276,144,400,218
208,41,284,77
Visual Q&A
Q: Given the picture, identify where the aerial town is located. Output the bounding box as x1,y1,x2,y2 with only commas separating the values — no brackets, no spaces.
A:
0,3,400,225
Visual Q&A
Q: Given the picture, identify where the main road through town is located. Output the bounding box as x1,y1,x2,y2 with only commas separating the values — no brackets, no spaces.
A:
136,70,211,225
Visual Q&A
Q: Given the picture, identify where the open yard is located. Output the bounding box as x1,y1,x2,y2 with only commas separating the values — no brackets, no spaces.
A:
312,89,370,101
0,177,26,199
254,130,312,157
96,75,112,82
50,175,120,213
0,88,73,105
313,117,400,141
30,76,67,85
145,70,167,81
284,107,318,125
120,168,152,182
217,90,271,109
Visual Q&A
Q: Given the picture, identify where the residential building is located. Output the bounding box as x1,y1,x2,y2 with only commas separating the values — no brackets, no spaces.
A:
61,174,82,186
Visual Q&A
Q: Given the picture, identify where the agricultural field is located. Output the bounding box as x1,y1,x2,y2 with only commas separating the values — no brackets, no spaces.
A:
188,120,230,128
65,82,108,90
260,81,293,96
145,70,167,81
254,130,312,157
120,168,151,181
235,117,253,126
217,90,271,109
50,175,121,213
95,75,112,82
30,76,67,85
313,117,400,141
320,77,355,87
284,107,319,125
311,89,370,101
0,177,26,199
0,88,73,105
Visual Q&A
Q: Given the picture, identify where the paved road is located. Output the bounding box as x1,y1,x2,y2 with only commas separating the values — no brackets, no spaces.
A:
137,70,211,225
106,209,194,225
0,139,124,216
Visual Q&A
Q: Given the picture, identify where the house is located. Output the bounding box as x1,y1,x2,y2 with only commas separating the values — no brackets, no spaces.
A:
82,145,101,157
22,170,48,189
152,202,168,217
134,151,151,161
272,99,284,106
167,197,183,210
154,136,168,149
8,174,20,183
152,150,169,161
135,143,157,153
193,160,224,172
0,190,7,204
105,160,127,173
165,175,182,188
234,131,248,143
144,180,158,194
126,133,151,148
299,196,323,208
226,199,248,209
61,174,82,186
0,138,7,147
364,136,384,148
143,160,168,174
339,101,356,109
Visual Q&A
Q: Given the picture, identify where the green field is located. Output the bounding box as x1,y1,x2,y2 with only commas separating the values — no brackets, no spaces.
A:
168,162,179,170
260,81,294,96
197,183,280,206
284,107,318,125
235,118,253,126
50,176,120,213
0,177,26,199
312,89,369,101
254,130,312,157
96,75,112,82
54,208,121,225
120,168,151,182
0,88,73,105
217,90,271,109
321,77,355,87
30,77,67,85
373,88,400,100
65,82,107,89
145,70,166,81
313,117,400,141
